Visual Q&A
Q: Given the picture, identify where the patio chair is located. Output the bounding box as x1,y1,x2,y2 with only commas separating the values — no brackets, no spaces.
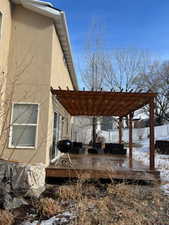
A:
88,143,102,154
155,140,169,154
104,143,127,155
71,142,84,154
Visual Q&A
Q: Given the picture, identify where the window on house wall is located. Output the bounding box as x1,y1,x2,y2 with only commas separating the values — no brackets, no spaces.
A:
9,103,39,148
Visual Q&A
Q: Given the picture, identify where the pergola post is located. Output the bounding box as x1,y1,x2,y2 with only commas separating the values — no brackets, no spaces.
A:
149,99,155,170
129,113,133,168
92,116,97,146
119,117,123,144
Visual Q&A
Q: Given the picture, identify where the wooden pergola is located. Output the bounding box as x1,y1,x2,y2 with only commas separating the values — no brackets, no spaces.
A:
51,88,157,171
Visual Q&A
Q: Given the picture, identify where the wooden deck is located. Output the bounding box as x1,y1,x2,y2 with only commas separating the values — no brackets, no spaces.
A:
46,154,160,182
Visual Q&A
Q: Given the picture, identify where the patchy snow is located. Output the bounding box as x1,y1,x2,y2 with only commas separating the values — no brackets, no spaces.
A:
133,138,169,195
89,125,169,193
161,183,169,195
22,211,75,225
133,149,169,182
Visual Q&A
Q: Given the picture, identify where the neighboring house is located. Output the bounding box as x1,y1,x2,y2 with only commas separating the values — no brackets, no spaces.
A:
0,0,78,165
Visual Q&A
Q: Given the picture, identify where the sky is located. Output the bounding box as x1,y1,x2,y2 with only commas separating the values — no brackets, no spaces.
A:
42,0,169,86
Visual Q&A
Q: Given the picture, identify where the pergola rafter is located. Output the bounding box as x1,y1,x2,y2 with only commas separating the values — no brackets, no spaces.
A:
51,88,156,117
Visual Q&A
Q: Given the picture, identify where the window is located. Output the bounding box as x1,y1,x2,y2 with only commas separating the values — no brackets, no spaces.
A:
9,103,39,148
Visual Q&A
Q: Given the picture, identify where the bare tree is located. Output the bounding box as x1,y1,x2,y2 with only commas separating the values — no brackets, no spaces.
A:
104,48,150,92
135,61,169,124
102,48,151,127
81,21,110,91
81,51,109,90
80,21,112,144
0,49,34,159
72,116,92,143
0,43,52,162
81,23,152,132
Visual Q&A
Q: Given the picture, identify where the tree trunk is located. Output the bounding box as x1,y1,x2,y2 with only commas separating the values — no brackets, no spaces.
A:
92,116,97,146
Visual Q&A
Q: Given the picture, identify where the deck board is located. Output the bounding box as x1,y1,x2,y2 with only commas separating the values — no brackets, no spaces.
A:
46,154,160,182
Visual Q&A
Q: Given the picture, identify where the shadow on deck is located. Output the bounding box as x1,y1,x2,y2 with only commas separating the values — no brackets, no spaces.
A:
46,154,160,182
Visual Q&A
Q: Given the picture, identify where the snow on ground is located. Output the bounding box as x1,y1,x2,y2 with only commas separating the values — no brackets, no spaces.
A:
133,138,169,195
22,212,75,225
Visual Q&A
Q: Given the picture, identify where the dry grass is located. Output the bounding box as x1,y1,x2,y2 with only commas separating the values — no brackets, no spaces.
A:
54,181,169,225
37,198,62,218
59,184,82,201
0,210,14,225
3,181,168,225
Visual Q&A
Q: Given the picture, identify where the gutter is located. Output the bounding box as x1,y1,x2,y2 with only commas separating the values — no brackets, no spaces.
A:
11,0,78,90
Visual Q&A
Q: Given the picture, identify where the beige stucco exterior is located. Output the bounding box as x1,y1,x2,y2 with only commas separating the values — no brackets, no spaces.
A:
0,2,76,166
0,0,12,133
0,0,11,75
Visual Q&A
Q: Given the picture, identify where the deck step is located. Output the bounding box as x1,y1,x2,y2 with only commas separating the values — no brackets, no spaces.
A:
46,167,160,182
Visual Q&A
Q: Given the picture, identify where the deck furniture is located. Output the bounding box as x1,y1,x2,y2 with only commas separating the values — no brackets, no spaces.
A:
57,140,72,153
57,140,85,154
104,143,127,155
88,148,98,154
71,142,84,154
155,140,169,154
88,143,103,154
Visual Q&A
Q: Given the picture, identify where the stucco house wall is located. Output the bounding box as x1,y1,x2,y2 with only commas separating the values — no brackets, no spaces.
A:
0,0,12,132
0,4,75,166
46,22,75,164
0,0,11,75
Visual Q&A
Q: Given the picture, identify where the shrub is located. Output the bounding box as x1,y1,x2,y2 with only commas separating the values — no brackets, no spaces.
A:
59,184,82,200
38,198,61,218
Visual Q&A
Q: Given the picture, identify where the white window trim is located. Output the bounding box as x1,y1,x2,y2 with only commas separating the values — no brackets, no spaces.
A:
8,102,40,149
